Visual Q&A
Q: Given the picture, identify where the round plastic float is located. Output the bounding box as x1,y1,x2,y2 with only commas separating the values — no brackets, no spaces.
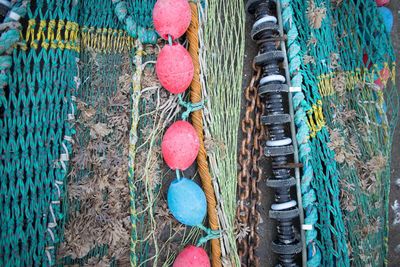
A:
167,178,207,227
153,0,191,40
156,43,194,94
173,245,211,267
161,120,199,170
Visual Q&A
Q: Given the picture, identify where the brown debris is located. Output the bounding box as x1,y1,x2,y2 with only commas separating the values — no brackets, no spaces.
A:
306,0,327,29
303,54,316,65
327,128,360,166
59,51,132,264
332,72,346,96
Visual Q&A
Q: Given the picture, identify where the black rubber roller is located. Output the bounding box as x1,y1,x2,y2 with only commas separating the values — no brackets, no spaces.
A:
262,114,291,125
259,83,289,95
247,0,301,265
266,177,296,188
273,168,292,179
264,145,294,157
251,21,279,41
254,50,285,66
246,0,266,13
269,208,299,220
272,240,302,255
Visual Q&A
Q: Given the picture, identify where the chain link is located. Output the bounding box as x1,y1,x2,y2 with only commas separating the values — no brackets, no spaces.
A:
237,66,263,267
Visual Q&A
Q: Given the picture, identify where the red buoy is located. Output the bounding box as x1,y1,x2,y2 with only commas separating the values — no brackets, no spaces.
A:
362,53,370,68
162,121,199,170
153,0,191,40
156,43,194,94
376,0,389,6
173,246,211,267
375,66,390,89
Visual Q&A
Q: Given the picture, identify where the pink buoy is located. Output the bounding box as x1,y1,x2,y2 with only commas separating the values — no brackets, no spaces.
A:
162,120,199,170
156,43,194,94
374,66,390,89
376,0,389,6
153,0,191,40
173,245,211,267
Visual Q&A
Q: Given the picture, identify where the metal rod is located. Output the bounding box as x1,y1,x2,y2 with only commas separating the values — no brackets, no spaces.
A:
276,0,307,265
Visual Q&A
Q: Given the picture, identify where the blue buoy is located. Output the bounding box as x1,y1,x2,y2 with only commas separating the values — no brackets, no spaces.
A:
167,178,207,227
378,7,393,33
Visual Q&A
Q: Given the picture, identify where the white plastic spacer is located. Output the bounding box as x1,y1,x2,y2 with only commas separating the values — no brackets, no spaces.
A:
253,15,277,28
64,135,73,143
289,86,302,92
60,154,68,161
266,138,292,147
260,74,286,85
8,11,21,21
271,200,297,211
302,224,313,231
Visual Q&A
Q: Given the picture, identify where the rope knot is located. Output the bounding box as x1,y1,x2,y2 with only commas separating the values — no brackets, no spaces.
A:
178,94,205,120
196,224,222,247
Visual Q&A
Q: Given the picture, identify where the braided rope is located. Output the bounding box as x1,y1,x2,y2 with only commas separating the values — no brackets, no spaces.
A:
112,0,158,44
279,0,357,266
0,1,27,102
280,2,321,266
127,42,143,267
187,3,222,267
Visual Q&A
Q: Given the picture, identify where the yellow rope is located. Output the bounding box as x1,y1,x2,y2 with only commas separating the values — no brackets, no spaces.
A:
317,64,396,97
21,19,79,51
187,3,222,267
19,19,136,53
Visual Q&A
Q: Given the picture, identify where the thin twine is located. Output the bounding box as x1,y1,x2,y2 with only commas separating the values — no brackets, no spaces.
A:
178,94,204,120
196,224,222,247
176,169,181,180
168,34,173,46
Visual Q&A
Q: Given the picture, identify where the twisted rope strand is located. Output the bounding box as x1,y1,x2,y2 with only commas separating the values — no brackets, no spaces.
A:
187,3,222,267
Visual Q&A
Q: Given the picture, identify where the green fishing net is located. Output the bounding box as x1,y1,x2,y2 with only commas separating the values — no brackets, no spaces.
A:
0,1,79,266
0,0,158,266
281,0,397,266
59,0,161,265
0,0,397,266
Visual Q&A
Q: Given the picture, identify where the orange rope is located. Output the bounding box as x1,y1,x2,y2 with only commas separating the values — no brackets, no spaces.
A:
187,3,222,267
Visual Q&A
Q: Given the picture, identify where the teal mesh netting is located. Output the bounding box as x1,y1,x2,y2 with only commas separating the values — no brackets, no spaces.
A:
281,0,397,266
0,0,79,266
0,0,157,266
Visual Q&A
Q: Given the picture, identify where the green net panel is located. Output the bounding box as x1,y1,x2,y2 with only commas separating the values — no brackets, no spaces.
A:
0,0,79,266
0,0,158,266
281,0,397,266
58,0,158,266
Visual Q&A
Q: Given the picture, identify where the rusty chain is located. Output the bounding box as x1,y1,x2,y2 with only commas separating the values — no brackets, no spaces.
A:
237,65,264,267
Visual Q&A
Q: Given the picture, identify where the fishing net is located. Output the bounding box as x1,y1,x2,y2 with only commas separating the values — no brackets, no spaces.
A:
201,0,246,266
281,0,397,266
57,0,165,266
0,0,176,265
0,1,79,266
1,0,397,266
59,1,204,266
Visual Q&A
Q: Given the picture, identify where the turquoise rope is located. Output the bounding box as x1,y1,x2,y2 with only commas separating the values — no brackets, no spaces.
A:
112,0,158,44
196,224,221,247
178,94,205,121
281,0,321,266
281,0,351,263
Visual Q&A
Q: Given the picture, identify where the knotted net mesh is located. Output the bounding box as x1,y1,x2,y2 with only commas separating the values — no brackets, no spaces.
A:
281,0,397,266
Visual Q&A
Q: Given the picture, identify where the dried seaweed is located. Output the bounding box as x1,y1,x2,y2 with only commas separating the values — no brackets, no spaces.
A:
59,50,132,265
